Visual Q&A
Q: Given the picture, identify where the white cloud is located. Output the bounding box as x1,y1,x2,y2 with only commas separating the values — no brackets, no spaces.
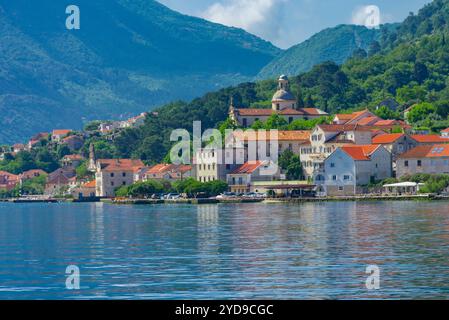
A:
351,5,382,28
202,0,288,45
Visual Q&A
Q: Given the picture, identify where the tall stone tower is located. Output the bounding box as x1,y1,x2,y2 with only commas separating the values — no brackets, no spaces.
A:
88,143,96,172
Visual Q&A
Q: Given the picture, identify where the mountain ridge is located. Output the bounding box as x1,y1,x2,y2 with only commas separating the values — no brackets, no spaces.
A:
0,0,281,144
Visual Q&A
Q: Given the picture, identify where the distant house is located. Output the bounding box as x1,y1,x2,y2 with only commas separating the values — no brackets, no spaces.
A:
28,132,48,149
315,145,392,196
397,144,449,178
99,121,122,134
376,98,400,111
62,154,84,169
0,171,19,191
44,168,76,196
94,159,145,197
71,180,96,199
411,134,449,145
12,144,26,153
143,164,193,181
333,109,410,131
372,133,418,161
61,135,84,151
51,129,72,142
19,169,47,184
227,160,279,194
441,128,449,138
229,75,327,127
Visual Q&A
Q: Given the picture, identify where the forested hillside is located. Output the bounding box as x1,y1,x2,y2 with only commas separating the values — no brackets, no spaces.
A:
0,0,280,144
107,0,449,164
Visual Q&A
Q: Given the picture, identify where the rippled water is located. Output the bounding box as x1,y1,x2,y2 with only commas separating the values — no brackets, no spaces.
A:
1,201,449,299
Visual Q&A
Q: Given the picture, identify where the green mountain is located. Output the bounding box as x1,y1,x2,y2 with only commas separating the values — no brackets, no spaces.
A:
108,0,449,163
0,0,281,144
256,24,393,80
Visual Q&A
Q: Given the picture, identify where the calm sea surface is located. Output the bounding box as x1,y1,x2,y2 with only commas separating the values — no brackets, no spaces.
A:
0,201,449,300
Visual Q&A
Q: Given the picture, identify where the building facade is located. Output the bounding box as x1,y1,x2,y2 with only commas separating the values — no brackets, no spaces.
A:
397,144,449,178
315,145,392,196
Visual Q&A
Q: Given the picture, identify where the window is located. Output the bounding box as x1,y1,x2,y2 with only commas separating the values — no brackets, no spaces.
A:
226,164,231,170
405,161,409,167
122,181,126,186
332,175,337,181
338,186,344,191
289,117,293,123
111,181,114,186
110,173,114,177
122,172,126,177
417,160,422,167
243,118,247,126
344,175,350,180
330,163,335,168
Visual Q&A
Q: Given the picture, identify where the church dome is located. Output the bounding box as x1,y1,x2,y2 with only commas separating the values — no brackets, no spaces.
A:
272,89,296,101
279,75,288,81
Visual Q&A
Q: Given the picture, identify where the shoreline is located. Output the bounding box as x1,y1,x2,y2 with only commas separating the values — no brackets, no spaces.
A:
2,194,449,204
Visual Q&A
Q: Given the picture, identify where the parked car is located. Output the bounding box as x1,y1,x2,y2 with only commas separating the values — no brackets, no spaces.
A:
216,192,237,199
166,193,181,200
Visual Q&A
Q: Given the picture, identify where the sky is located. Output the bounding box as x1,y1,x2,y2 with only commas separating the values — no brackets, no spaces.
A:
158,0,432,49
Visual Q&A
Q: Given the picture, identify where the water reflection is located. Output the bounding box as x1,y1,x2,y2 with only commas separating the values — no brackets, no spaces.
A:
1,201,449,299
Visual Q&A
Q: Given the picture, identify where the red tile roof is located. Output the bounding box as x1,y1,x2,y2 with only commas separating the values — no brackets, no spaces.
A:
301,108,328,115
82,180,96,188
52,129,72,136
146,164,192,175
357,116,381,126
318,124,374,132
399,144,449,158
372,133,405,144
340,145,381,161
442,127,449,133
411,135,449,143
98,159,145,172
232,130,311,142
63,154,84,161
231,161,264,174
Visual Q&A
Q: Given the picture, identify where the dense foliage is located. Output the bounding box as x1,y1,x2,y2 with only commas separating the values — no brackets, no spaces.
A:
115,178,228,198
110,0,449,163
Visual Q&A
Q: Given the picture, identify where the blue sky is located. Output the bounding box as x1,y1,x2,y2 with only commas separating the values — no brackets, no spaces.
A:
158,0,431,48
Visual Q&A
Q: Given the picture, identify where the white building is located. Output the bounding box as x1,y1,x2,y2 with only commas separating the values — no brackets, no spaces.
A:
315,145,392,196
300,124,374,179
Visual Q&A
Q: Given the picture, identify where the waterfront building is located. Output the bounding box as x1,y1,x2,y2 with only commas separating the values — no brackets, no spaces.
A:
226,160,279,194
44,168,76,196
142,164,193,181
94,159,145,197
195,147,241,183
396,144,449,178
300,124,374,179
315,145,392,196
229,75,327,127
0,171,19,191
71,180,96,199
